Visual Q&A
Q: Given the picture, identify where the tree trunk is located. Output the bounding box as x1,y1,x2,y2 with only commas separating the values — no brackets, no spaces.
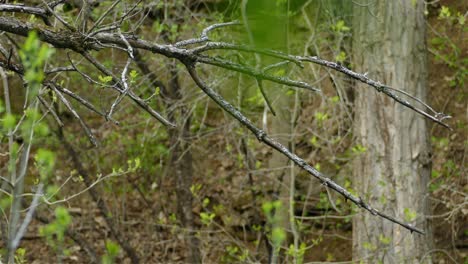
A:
167,61,201,264
352,0,433,263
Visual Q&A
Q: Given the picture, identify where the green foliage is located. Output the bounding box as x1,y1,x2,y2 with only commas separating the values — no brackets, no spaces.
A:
363,241,377,251
287,242,307,264
129,70,139,84
430,5,467,88
378,234,391,245
200,212,216,226
242,0,288,50
331,20,350,32
40,207,72,257
403,208,417,222
271,227,287,248
430,136,461,192
20,31,53,96
262,200,286,248
314,111,328,125
335,51,347,63
438,6,451,20
222,245,249,263
317,192,329,210
102,240,121,264
0,196,13,211
20,108,49,143
34,148,56,181
190,183,202,197
351,144,367,154
14,248,27,264
2,113,16,130
98,75,113,84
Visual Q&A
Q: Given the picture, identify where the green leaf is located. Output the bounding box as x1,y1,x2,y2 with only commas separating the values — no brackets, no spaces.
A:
332,20,350,32
314,112,328,122
379,234,391,245
200,212,215,225
274,68,286,77
54,206,71,227
34,122,49,137
105,240,120,257
262,201,273,214
403,208,417,222
3,113,16,130
98,75,113,83
271,227,286,246
202,198,210,207
438,6,451,19
129,70,138,83
457,12,466,25
335,51,347,63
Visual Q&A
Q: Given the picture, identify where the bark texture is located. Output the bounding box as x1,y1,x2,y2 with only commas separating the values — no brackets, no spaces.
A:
352,0,433,263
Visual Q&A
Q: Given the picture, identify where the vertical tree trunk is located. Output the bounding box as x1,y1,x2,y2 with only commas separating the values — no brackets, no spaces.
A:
352,1,433,263
167,62,201,264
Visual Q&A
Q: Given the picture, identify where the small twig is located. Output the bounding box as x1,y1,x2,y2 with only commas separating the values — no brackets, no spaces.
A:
256,78,276,116
87,25,119,38
196,55,320,92
48,83,99,146
40,0,75,31
263,61,292,73
0,176,14,190
300,56,452,129
116,0,143,25
191,42,304,68
175,21,241,47
81,52,175,127
66,53,116,88
46,0,67,9
38,95,64,127
87,0,123,34
49,81,120,125
384,85,438,114
107,29,135,119
45,66,75,75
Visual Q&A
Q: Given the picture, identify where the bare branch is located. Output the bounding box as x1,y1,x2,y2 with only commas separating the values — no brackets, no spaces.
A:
48,83,99,147
81,52,175,127
175,21,241,47
185,63,425,235
87,0,123,33
38,95,64,127
49,81,120,125
0,4,50,25
40,0,75,31
196,55,320,92
300,56,452,129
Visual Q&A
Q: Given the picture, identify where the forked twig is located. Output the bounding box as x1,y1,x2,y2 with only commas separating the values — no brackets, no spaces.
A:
47,83,98,146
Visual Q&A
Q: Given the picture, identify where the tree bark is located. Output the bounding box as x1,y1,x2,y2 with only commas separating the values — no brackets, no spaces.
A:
352,0,433,263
